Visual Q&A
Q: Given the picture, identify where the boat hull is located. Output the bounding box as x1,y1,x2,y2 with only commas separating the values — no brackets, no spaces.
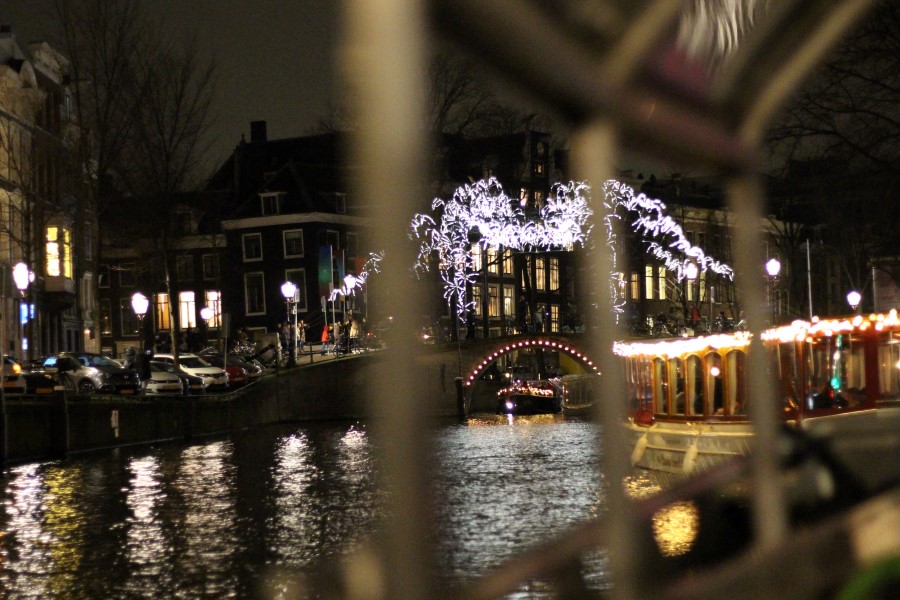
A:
498,393,561,415
625,418,754,476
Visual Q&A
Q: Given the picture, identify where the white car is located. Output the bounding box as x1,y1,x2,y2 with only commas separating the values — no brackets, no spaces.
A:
152,353,229,390
3,356,27,395
144,363,184,395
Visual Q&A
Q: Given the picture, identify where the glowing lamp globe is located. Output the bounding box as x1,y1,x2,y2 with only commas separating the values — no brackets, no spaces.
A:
131,292,149,317
846,290,861,311
200,307,214,322
765,258,781,278
281,281,297,300
684,262,699,280
12,262,30,292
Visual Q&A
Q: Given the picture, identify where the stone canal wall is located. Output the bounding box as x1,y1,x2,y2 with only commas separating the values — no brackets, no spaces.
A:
1,351,463,464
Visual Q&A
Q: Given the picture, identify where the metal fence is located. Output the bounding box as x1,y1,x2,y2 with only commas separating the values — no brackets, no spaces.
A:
338,1,892,599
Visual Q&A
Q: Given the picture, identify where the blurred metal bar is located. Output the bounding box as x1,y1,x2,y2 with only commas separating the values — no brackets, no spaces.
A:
726,174,788,550
570,120,638,600
342,1,434,598
428,0,760,174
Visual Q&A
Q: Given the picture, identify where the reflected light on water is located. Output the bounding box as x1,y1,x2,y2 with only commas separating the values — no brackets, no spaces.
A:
651,501,700,557
624,471,701,558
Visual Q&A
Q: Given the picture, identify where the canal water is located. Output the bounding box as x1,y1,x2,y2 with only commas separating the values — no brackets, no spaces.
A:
0,414,645,598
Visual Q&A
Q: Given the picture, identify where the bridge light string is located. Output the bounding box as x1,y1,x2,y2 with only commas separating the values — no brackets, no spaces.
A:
411,178,734,324
463,337,598,387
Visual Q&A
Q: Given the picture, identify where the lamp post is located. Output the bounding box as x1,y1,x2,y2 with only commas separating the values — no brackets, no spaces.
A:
765,258,781,325
12,262,31,359
846,290,861,314
131,292,149,348
684,262,698,329
281,281,298,367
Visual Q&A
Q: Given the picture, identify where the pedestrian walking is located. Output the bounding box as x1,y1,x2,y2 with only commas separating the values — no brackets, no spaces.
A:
297,319,306,352
320,324,330,355
135,347,154,394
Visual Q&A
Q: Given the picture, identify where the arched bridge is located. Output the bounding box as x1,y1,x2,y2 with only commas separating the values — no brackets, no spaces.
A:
451,333,599,388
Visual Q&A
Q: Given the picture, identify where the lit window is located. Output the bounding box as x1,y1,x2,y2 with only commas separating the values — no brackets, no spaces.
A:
549,258,560,292
658,266,667,300
534,160,545,175
487,247,499,274
244,272,266,315
204,290,222,327
536,258,546,291
472,286,482,316
488,284,499,317
645,265,654,300
550,305,560,332
155,294,171,330
284,230,304,258
179,291,197,329
631,272,640,300
503,285,515,318
502,249,513,276
471,244,483,271
45,225,73,278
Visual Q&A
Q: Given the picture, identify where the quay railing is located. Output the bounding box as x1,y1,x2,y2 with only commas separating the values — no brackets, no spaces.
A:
338,1,894,599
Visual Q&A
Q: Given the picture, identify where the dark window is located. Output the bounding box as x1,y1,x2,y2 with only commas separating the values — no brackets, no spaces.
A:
119,264,136,287
244,272,265,315
202,254,220,280
176,255,194,281
284,230,304,258
242,233,263,261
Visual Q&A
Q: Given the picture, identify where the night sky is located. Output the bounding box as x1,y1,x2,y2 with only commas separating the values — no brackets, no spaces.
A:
1,0,340,171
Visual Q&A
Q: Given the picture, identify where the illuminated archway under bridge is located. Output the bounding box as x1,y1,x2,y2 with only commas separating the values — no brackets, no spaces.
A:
462,335,599,388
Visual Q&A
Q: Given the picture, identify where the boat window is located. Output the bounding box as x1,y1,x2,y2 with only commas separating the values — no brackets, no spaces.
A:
878,332,900,399
777,342,802,410
685,355,704,416
670,358,685,415
806,337,834,399
653,358,667,413
639,358,653,411
708,353,723,414
725,350,747,415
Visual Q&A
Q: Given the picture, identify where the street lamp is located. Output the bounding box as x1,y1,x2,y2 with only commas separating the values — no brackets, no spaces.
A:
766,258,781,325
281,281,298,367
131,292,149,347
846,290,861,313
12,262,31,358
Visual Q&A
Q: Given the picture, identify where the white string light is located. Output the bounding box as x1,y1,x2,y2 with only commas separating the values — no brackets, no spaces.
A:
411,178,734,323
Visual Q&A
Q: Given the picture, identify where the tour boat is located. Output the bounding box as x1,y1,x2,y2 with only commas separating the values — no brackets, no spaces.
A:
554,374,601,416
497,380,561,415
617,311,900,478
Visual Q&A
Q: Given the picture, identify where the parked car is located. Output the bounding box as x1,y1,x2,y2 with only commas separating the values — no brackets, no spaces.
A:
150,361,206,395
21,370,64,394
152,353,228,390
2,356,27,395
41,352,141,395
199,353,248,386
144,363,184,395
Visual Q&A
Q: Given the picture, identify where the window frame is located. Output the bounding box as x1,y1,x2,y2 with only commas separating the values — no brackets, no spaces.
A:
242,233,263,262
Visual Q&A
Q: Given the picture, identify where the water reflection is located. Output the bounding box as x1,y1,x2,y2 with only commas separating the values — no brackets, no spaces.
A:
0,418,707,597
